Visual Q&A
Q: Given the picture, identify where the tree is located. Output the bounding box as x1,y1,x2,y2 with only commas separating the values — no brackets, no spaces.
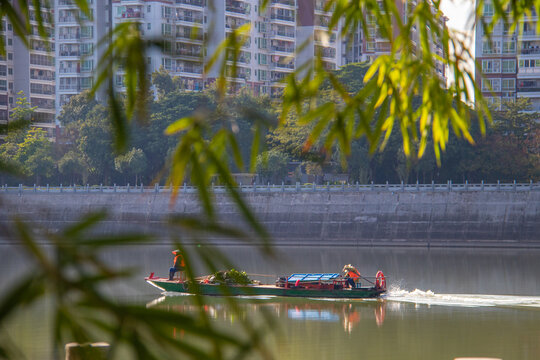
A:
494,99,538,143
114,147,147,185
151,66,175,98
4,92,35,144
57,91,100,126
256,149,289,184
58,150,88,184
321,62,370,93
76,106,115,184
15,128,56,185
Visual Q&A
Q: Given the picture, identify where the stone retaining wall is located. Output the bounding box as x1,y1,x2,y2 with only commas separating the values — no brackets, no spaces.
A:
1,191,539,247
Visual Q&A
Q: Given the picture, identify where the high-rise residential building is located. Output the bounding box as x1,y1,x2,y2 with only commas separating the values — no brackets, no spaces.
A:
83,0,447,106
55,0,111,117
8,3,57,136
475,1,519,110
110,0,361,97
0,20,14,130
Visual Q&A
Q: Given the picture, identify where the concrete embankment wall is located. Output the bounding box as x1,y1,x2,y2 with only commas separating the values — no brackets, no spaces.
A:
1,191,539,247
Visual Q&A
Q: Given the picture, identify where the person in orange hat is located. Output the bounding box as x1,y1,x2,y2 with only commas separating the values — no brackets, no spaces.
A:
342,264,361,289
169,250,185,281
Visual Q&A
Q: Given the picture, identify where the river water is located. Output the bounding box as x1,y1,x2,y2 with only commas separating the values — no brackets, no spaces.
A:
2,245,540,359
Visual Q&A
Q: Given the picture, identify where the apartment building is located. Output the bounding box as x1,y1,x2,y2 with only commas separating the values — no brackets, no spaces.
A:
55,0,111,117
3,3,57,136
67,0,447,107
475,2,540,112
111,0,356,97
0,20,14,129
475,2,518,109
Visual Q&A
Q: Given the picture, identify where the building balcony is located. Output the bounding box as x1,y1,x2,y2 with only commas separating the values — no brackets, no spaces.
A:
59,84,80,91
518,66,540,75
59,51,81,57
176,34,204,43
30,90,55,95
270,45,294,53
176,15,204,25
520,47,540,55
270,61,294,70
270,0,295,6
175,49,202,58
58,16,77,23
271,14,295,22
176,0,205,7
117,11,144,19
58,33,80,40
59,67,80,74
270,30,295,38
173,65,203,74
226,4,250,15
58,0,77,6
31,75,55,81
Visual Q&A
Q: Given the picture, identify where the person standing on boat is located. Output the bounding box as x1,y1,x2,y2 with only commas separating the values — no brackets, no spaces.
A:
342,264,361,288
169,250,185,281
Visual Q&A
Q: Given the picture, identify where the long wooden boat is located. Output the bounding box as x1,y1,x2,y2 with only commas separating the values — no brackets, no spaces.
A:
145,272,387,299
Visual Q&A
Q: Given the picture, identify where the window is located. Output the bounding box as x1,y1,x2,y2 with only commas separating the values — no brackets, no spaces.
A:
81,59,93,72
8,68,12,75
501,79,515,91
482,78,501,91
502,41,515,54
147,5,151,12
7,53,12,60
162,58,172,70
162,6,172,18
81,77,93,89
80,43,93,55
482,40,500,54
147,23,151,30
0,80,6,91
502,59,515,73
7,38,12,46
482,59,500,73
115,75,125,87
81,26,93,38
483,2,494,16
162,23,171,35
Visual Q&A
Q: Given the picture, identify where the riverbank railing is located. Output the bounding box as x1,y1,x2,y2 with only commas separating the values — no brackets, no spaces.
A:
2,180,540,194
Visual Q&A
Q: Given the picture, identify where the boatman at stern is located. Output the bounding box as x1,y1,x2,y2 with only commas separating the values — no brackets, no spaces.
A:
342,264,361,288
169,250,185,281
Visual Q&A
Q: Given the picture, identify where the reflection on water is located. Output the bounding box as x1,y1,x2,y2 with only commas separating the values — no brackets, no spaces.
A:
148,295,387,334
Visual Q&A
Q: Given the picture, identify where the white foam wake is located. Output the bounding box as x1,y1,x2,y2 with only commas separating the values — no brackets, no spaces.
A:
386,286,540,308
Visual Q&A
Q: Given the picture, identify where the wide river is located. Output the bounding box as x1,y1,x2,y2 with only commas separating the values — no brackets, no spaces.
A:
2,244,540,359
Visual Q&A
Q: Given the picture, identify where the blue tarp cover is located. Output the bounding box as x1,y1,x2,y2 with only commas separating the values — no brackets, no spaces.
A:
287,273,341,282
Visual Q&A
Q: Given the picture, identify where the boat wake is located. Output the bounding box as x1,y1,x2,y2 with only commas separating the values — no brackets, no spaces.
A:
386,286,540,309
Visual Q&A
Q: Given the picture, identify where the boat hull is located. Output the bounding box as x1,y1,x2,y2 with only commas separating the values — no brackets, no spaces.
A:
146,278,385,299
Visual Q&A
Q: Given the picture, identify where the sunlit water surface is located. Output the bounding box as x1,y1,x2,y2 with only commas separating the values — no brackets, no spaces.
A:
2,245,540,359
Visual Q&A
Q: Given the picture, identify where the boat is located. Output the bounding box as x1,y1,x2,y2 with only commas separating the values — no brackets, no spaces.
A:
145,270,387,299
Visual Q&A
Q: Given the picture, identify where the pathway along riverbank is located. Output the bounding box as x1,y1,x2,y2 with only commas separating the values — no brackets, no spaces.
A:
1,184,539,247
